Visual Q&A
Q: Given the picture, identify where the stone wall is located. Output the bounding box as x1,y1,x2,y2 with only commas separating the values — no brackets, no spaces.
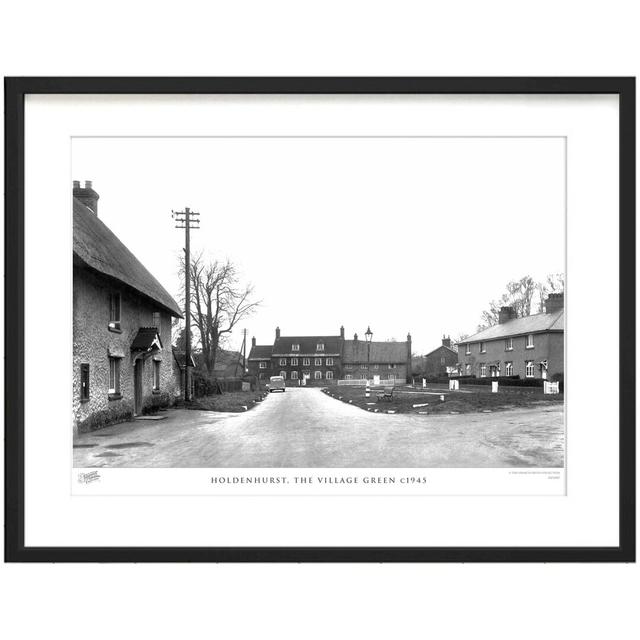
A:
73,266,181,434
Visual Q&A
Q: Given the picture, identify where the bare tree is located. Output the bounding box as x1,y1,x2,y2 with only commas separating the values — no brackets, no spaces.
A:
537,272,565,312
179,252,260,374
478,275,546,330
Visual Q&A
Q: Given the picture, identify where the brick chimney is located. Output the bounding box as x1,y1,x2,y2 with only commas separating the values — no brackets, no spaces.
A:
275,326,281,339
442,334,452,348
340,325,345,339
545,292,564,314
251,336,256,348
353,332,358,341
498,306,516,324
73,179,99,215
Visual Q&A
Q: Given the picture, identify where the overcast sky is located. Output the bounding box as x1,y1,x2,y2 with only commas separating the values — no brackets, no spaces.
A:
72,136,565,354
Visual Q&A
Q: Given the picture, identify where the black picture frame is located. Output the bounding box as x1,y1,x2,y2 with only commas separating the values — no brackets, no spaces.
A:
4,77,635,563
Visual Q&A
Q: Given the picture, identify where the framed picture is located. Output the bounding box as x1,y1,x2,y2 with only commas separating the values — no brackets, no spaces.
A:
4,77,635,562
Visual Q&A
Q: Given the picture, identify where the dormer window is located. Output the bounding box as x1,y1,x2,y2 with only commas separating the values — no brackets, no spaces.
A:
108,292,121,332
316,343,324,351
292,344,300,351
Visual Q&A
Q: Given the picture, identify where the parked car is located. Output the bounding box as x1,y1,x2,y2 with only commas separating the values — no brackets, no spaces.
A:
268,375,286,392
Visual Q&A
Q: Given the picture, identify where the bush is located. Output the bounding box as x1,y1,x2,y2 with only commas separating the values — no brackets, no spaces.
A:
142,392,173,415
77,401,133,433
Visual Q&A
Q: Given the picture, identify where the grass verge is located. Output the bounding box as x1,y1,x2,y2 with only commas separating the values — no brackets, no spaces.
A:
187,390,268,413
322,384,564,415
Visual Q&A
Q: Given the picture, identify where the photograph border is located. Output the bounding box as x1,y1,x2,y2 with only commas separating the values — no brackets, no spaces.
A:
5,76,635,562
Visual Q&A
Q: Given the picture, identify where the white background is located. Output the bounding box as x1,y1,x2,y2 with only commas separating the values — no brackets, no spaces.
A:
26,94,610,546
1,2,638,639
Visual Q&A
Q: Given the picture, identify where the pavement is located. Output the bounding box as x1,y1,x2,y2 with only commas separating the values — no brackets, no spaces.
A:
73,387,564,468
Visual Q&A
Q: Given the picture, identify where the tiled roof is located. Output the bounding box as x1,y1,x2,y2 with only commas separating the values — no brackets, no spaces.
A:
460,310,564,344
272,335,342,355
248,345,273,360
73,197,182,317
342,340,408,364
424,345,458,358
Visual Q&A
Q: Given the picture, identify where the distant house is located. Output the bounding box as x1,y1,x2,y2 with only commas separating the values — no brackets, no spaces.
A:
73,181,183,433
247,339,276,381
342,333,412,384
248,326,411,385
419,336,458,378
456,293,564,380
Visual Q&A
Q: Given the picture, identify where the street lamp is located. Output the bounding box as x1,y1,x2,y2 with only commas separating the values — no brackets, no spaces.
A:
365,326,373,381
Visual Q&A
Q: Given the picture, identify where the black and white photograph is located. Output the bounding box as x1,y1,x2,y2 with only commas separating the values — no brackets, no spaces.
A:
71,135,565,472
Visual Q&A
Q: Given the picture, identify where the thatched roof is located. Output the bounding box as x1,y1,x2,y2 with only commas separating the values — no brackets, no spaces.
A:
73,198,182,317
342,340,409,364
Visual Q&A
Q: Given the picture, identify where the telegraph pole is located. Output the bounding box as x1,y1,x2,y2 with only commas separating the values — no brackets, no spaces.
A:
173,207,200,401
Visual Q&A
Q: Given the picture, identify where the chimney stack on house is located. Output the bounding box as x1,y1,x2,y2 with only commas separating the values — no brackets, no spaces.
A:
353,332,358,341
275,326,281,339
442,335,452,348
340,325,345,339
545,292,564,314
251,336,256,348
73,179,99,215
498,306,517,324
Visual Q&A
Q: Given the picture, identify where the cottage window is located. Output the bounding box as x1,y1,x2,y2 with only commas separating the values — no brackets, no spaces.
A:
345,374,353,380
153,360,161,391
361,364,368,369
326,358,333,366
465,364,471,375
280,370,287,379
525,360,535,377
479,342,486,353
326,371,334,380
259,362,267,369
291,358,298,366
525,334,535,349
316,343,325,351
108,357,121,394
505,361,513,376
292,344,300,351
440,356,445,365
359,373,367,380
480,363,487,378
315,357,322,366
388,363,397,369
80,363,90,402
314,371,322,380
303,358,310,366
465,344,471,355
109,293,121,331
505,338,513,351
345,364,352,369
291,371,299,380
280,358,287,366
389,374,395,381
373,363,379,369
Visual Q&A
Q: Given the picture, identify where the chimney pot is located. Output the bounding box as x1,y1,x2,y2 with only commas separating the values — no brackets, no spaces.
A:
340,325,345,339
545,292,564,314
275,326,281,339
73,179,99,215
498,306,516,324
354,333,358,341
251,336,256,348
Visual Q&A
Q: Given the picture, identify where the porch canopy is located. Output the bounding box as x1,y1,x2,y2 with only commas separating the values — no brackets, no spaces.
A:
131,327,163,358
